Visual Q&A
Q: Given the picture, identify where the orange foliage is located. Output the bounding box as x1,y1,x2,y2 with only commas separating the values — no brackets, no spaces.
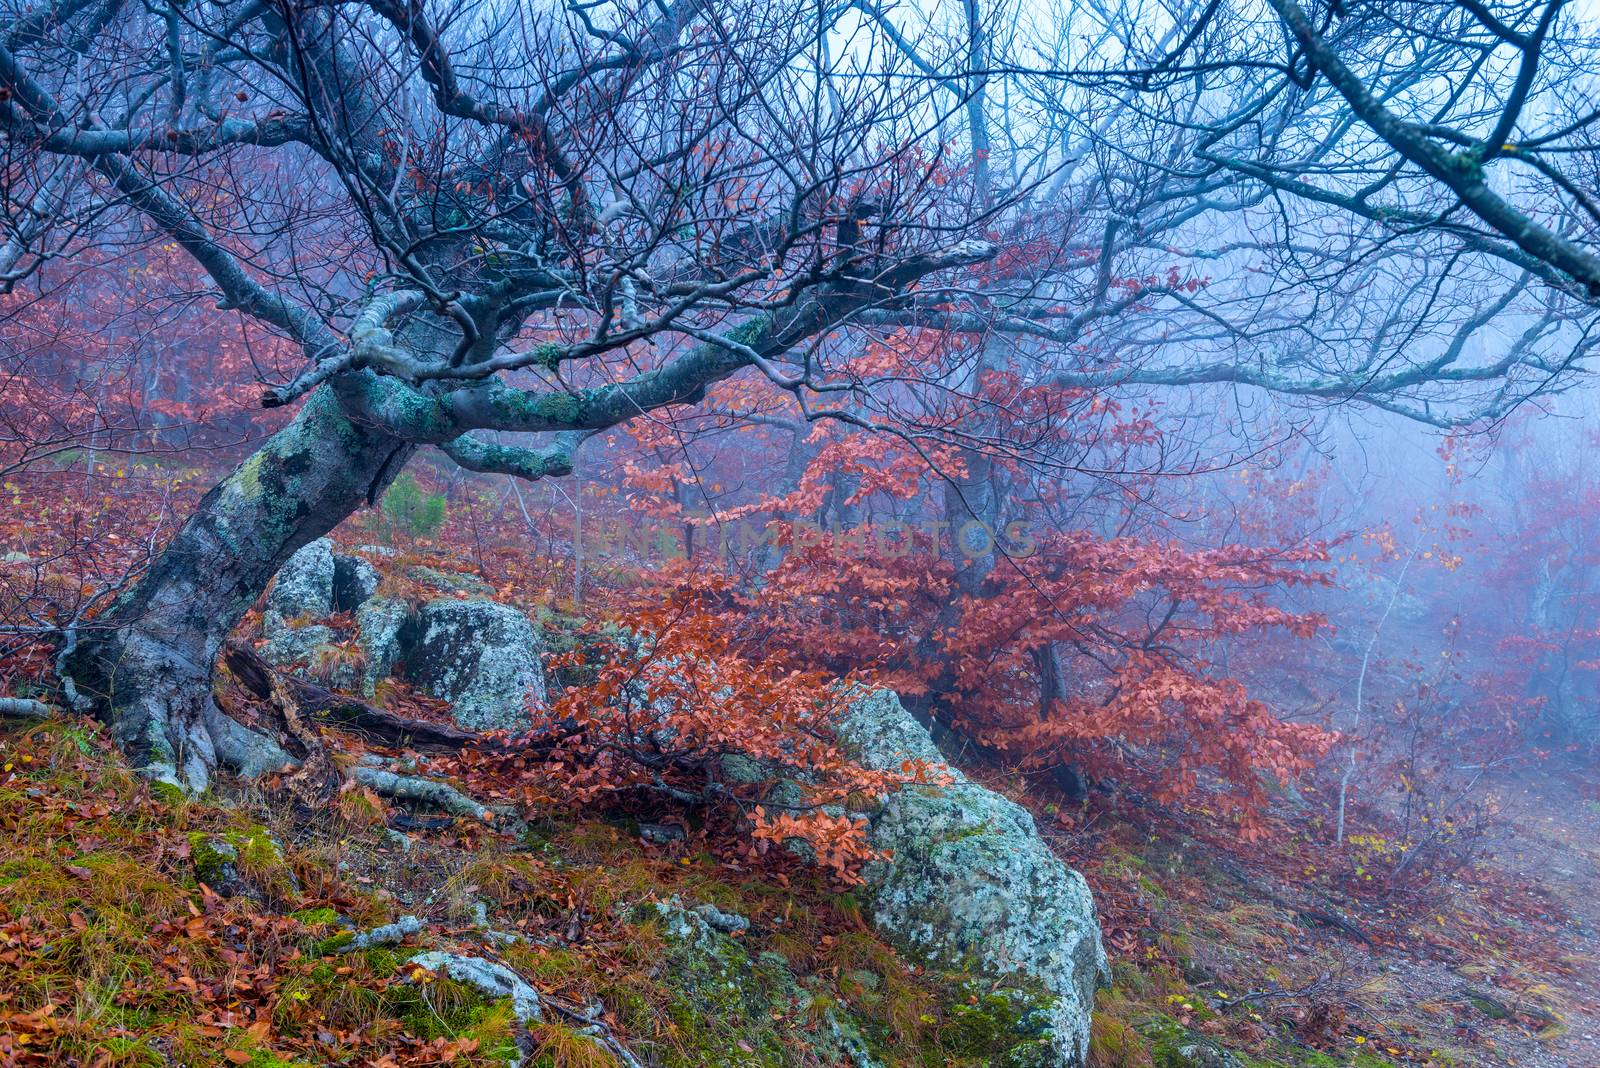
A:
448,578,938,882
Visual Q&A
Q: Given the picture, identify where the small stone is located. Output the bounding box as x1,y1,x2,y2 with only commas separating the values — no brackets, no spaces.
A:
693,903,750,935
406,951,543,1024
1176,1043,1244,1068
639,822,687,845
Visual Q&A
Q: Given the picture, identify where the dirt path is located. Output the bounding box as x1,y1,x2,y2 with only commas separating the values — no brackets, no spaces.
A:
1480,763,1600,1067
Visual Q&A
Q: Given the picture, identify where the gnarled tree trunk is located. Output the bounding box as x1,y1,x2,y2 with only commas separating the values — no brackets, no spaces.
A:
63,385,413,791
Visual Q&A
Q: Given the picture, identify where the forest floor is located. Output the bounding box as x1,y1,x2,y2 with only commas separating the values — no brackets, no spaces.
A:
1048,756,1600,1068
0,715,1077,1068
0,703,1594,1068
1480,764,1600,1066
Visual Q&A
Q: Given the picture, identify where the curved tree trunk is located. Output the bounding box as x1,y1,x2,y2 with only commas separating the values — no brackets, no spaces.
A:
63,385,414,791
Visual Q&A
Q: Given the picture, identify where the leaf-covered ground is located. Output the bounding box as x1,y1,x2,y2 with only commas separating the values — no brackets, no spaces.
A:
1051,760,1599,1068
0,716,1074,1068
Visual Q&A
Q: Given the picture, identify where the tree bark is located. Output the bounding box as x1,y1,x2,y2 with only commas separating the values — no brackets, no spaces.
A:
63,385,414,790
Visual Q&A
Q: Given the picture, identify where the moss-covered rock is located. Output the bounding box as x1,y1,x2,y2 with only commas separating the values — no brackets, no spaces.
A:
187,826,295,899
187,831,239,888
642,898,883,1067
839,689,1109,1067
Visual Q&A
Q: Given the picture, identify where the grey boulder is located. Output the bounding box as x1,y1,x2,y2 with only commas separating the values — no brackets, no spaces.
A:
262,539,336,666
404,599,546,732
332,553,382,611
839,689,1109,1067
351,596,410,696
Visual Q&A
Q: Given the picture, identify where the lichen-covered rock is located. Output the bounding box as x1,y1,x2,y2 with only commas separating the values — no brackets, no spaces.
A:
262,538,337,666
1174,1043,1245,1068
644,899,881,1068
332,552,382,611
354,596,411,695
406,951,543,1024
263,621,335,669
839,689,1109,1068
404,599,546,731
266,538,336,618
406,565,495,596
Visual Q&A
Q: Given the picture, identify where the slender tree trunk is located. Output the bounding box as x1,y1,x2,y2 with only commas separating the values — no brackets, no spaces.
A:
63,385,414,791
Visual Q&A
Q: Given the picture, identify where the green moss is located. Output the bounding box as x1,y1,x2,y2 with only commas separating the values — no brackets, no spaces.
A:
312,929,355,955
242,1052,317,1068
232,826,285,868
1466,994,1510,1020
187,826,291,895
1135,1012,1191,1068
365,946,408,976
935,981,1057,1068
382,976,520,1063
96,1036,164,1066
187,831,239,887
290,907,343,926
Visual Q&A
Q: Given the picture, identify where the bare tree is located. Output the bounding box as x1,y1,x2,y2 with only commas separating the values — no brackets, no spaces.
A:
1,0,996,787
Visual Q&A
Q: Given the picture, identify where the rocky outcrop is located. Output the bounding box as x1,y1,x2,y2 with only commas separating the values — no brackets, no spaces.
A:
404,599,545,732
261,538,336,666
644,899,882,1068
839,689,1109,1068
259,542,546,731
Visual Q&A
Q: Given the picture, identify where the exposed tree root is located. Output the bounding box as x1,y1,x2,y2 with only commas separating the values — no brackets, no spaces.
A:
336,914,423,953
0,697,57,719
350,765,499,824
221,641,487,752
540,993,647,1068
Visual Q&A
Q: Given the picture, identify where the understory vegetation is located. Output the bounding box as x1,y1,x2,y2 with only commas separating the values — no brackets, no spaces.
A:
4,0,1600,1062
